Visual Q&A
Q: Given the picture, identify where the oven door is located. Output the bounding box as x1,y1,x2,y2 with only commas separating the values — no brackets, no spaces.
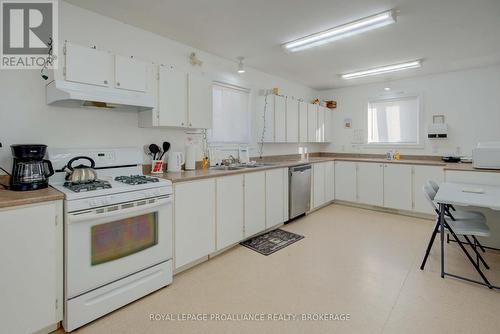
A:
66,195,172,299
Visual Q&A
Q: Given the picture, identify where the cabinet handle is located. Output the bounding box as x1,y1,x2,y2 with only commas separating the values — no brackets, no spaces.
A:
189,123,192,127
116,82,120,86
103,80,108,84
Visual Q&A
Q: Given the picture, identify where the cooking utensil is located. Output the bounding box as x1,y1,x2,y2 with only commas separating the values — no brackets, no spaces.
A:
64,156,97,183
159,141,171,160
149,144,160,160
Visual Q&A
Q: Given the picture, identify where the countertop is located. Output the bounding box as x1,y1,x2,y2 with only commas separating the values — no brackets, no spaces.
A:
0,186,64,209
151,155,477,184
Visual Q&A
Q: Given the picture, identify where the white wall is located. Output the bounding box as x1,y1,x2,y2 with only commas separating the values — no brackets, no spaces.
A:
320,65,500,156
0,2,322,172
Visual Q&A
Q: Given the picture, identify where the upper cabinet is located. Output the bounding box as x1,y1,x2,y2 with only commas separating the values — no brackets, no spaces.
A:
307,104,318,142
286,97,299,143
298,101,308,143
65,42,114,87
140,66,213,129
114,55,147,92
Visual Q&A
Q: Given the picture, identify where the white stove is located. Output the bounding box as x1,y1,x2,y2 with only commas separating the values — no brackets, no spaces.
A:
48,148,173,332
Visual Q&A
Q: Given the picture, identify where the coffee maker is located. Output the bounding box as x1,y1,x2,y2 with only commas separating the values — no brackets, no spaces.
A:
10,144,54,191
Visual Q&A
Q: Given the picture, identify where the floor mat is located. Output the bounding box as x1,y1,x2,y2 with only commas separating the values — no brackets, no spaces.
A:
240,229,304,255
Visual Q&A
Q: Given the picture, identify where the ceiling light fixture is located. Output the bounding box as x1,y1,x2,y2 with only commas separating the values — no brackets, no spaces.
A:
341,60,422,80
282,10,396,53
237,56,246,74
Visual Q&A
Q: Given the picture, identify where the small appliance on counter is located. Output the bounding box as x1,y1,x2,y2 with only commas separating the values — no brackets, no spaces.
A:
238,145,250,164
441,156,461,163
167,151,184,172
185,145,197,170
10,144,54,191
473,142,500,169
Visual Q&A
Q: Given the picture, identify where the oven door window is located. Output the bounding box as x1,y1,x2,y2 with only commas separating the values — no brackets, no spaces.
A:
91,212,158,265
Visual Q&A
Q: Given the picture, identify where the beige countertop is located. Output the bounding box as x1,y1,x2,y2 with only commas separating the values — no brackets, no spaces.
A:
0,186,64,209
152,156,469,184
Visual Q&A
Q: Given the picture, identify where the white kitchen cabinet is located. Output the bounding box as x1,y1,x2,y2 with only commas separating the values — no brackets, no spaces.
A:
313,162,326,209
188,73,213,129
324,108,333,143
298,101,308,142
317,107,325,142
413,165,444,214
216,175,244,250
65,42,113,87
357,162,384,206
261,95,286,143
383,164,413,211
174,179,216,269
114,55,147,92
286,97,299,142
335,161,357,202
158,66,188,127
307,104,318,142
0,201,63,334
325,161,335,202
244,171,266,237
266,168,288,227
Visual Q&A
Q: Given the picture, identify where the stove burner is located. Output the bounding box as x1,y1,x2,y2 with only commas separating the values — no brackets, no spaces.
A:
114,175,160,185
64,180,112,193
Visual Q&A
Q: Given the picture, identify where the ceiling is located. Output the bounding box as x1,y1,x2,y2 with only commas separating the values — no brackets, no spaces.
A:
64,0,500,90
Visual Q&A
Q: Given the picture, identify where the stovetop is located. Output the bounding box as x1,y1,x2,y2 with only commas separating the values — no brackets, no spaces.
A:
64,180,112,193
115,175,160,185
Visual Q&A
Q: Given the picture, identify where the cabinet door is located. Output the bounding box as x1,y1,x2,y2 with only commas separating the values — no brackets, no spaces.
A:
307,104,318,142
298,101,308,142
158,66,188,127
335,161,357,202
115,55,147,92
0,202,62,334
244,172,266,237
274,95,286,142
317,107,325,142
216,175,244,250
357,162,384,206
325,161,335,202
262,95,275,142
383,164,413,211
414,165,444,214
266,168,286,227
174,179,215,268
188,73,213,129
313,163,326,208
324,109,333,142
65,42,113,87
286,98,299,143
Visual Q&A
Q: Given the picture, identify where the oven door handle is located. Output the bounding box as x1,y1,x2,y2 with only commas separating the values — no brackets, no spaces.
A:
68,196,172,223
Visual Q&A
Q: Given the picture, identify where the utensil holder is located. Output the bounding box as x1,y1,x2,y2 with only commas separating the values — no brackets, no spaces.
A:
151,160,164,174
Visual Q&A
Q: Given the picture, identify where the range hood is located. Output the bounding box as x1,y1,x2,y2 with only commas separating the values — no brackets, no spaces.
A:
46,80,155,111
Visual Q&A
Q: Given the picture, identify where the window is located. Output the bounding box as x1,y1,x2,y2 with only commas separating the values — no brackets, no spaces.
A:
209,83,250,143
367,96,420,145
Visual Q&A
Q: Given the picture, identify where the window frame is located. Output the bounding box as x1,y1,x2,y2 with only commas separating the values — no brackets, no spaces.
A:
362,93,424,149
208,82,251,145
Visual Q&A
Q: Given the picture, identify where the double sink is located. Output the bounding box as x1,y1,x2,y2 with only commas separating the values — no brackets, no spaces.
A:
210,163,276,171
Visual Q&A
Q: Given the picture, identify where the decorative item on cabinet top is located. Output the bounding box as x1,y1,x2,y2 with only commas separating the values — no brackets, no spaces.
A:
47,41,155,111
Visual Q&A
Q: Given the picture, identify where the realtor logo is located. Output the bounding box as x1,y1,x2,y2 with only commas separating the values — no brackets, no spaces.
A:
1,0,58,69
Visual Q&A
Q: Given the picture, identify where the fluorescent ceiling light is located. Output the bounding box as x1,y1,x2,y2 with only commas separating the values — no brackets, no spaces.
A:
341,60,422,80
282,10,396,53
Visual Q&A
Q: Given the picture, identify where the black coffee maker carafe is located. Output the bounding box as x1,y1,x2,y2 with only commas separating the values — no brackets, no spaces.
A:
10,144,54,191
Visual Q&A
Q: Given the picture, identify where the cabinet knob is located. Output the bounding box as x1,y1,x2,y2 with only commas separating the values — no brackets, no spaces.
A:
181,122,184,126
103,80,108,84
116,82,120,86
189,123,192,127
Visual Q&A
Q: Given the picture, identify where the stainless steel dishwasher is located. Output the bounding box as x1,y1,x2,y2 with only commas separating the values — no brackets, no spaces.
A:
288,164,311,220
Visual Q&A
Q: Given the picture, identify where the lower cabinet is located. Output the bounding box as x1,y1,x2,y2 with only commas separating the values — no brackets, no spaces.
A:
216,175,244,250
312,161,335,209
413,165,444,214
0,201,63,334
383,164,413,211
265,168,288,228
244,171,266,237
334,161,357,202
174,179,216,269
357,162,384,206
